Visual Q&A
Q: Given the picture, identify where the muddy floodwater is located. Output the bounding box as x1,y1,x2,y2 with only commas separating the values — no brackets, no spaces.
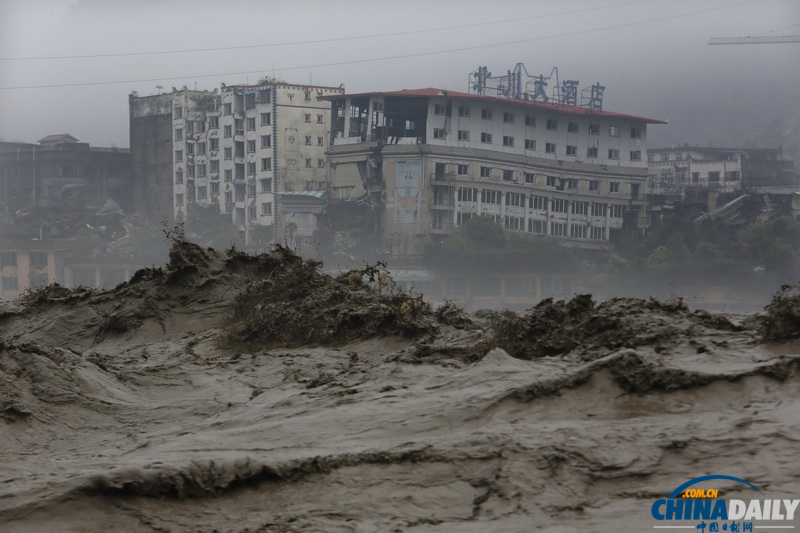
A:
1,241,799,532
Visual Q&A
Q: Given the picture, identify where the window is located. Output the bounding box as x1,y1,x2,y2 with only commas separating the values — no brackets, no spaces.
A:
458,130,470,141
480,166,492,178
457,164,469,175
186,143,194,155
174,106,183,119
432,187,451,207
304,136,312,146
197,121,206,133
224,147,232,160
456,212,473,226
589,123,600,135
261,135,272,148
246,117,256,131
211,182,219,194
187,164,195,177
572,201,589,215
530,195,547,210
546,143,557,154
608,149,620,160
592,203,606,216
567,178,578,189
505,216,523,231
304,113,311,123
457,187,478,202
175,128,183,141
481,108,493,120
609,126,620,137
224,125,232,138
525,139,536,150
570,225,587,238
0,252,16,267
247,140,256,153
566,145,577,156
661,153,669,161
506,192,525,207
175,150,183,162
481,132,493,144
552,198,568,213
234,118,244,133
630,150,642,161
262,202,272,216
223,103,232,115
318,158,325,168
186,121,194,133
197,142,206,155
609,182,620,193
546,175,557,187
197,186,207,199
708,171,720,182
590,226,604,240
550,222,566,236
249,205,257,220
692,172,700,183
648,154,654,162
503,136,514,147
524,172,535,184
247,162,256,175
610,204,625,218
458,105,470,117
676,153,683,161
434,103,447,115
198,164,207,177
317,114,324,124
431,210,445,230
482,189,501,204
225,169,232,182
175,194,183,206
175,170,183,184
503,112,515,123
587,147,598,158
630,127,642,139
589,180,599,192
210,138,219,150
433,128,446,139
305,158,312,168
502,169,515,181
525,115,536,127
546,119,558,130
248,184,256,197
318,136,325,146
261,178,272,193
261,113,271,126
528,219,546,234
209,116,219,129
30,252,47,269
567,122,579,133
261,157,272,171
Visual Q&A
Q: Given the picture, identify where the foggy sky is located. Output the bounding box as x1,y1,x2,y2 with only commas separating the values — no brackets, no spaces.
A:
1,0,798,150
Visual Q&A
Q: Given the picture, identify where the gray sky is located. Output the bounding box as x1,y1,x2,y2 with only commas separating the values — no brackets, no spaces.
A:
1,0,798,149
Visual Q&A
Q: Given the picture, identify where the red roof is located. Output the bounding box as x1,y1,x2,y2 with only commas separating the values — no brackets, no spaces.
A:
329,87,666,124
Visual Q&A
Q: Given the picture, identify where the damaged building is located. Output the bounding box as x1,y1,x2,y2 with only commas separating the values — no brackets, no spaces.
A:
325,86,665,256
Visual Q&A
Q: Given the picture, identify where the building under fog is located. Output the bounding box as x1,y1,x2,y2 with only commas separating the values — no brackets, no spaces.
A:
648,145,796,195
326,87,666,256
129,82,344,243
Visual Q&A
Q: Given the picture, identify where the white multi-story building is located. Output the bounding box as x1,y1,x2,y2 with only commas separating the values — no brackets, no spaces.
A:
132,82,343,242
326,88,665,255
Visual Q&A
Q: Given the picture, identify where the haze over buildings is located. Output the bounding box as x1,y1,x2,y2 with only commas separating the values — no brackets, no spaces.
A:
1,0,799,155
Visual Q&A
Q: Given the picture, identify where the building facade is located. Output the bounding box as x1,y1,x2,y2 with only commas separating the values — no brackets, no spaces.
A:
327,88,664,255
130,82,343,242
0,135,131,216
648,146,796,195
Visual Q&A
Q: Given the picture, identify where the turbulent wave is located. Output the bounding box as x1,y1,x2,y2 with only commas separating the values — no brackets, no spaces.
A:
1,241,799,532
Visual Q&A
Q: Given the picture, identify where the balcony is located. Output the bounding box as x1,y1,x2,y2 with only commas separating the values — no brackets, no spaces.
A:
429,172,456,184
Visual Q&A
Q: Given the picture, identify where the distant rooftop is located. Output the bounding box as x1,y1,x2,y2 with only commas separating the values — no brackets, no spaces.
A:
38,134,79,145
